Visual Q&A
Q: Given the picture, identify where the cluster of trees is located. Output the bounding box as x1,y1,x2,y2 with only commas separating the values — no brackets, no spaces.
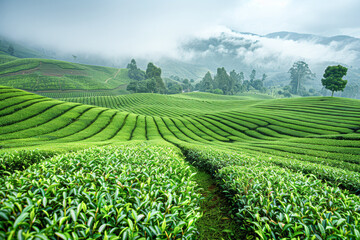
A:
126,59,166,94
278,61,348,98
196,68,267,95
167,76,194,94
125,58,349,98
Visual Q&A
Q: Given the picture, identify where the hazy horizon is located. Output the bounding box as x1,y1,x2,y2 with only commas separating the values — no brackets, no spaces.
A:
1,0,360,68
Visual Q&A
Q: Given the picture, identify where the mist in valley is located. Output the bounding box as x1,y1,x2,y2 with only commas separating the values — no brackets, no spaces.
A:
1,0,360,92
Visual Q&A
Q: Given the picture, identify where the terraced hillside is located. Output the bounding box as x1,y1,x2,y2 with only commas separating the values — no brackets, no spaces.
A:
2,85,360,166
1,85,360,239
0,57,131,91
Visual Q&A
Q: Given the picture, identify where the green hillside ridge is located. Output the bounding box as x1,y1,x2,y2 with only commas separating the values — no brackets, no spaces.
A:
1,86,360,239
0,37,47,59
0,56,131,91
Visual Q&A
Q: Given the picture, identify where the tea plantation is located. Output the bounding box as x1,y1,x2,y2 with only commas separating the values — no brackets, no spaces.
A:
0,58,131,91
1,85,360,239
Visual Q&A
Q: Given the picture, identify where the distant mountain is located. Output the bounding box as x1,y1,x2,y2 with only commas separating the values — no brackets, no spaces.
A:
266,31,360,46
177,30,360,88
1,30,359,90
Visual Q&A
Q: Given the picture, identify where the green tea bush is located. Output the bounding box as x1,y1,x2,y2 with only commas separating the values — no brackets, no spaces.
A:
0,149,56,174
0,144,202,239
182,145,360,239
218,164,360,239
183,145,360,192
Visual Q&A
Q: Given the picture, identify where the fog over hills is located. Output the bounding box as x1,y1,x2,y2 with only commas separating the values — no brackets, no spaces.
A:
1,0,359,90
176,29,360,88
1,28,360,90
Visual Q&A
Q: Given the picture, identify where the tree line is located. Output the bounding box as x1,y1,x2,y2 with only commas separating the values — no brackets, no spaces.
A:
126,59,349,98
281,61,348,98
196,68,267,95
126,59,194,94
126,59,166,94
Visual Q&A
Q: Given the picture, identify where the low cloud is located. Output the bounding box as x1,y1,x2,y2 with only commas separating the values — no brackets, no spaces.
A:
185,29,360,71
0,0,359,66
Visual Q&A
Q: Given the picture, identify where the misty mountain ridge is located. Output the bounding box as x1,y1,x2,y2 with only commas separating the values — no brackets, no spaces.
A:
179,29,360,88
1,29,359,90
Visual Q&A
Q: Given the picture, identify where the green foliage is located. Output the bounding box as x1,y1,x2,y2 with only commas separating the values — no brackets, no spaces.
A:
249,69,256,83
181,145,360,239
0,58,131,91
126,59,145,81
167,81,182,94
1,86,360,238
219,165,360,239
198,71,214,92
126,62,166,94
0,144,202,239
211,88,223,95
288,61,315,95
198,68,267,95
214,67,233,95
0,150,56,174
322,65,348,97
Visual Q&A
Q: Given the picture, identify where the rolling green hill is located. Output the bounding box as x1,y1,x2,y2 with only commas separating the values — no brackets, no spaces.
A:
1,86,360,239
0,55,131,91
0,37,47,59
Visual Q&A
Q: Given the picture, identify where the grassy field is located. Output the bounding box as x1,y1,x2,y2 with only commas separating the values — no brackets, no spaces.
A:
1,85,360,239
0,55,131,91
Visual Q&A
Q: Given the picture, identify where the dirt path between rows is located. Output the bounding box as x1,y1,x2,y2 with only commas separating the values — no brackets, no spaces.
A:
105,68,121,84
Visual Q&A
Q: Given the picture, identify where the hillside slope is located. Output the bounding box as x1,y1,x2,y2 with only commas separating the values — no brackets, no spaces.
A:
0,56,131,91
2,86,360,239
1,86,359,154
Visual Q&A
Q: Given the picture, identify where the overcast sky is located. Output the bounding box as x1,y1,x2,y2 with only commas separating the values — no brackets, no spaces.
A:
0,0,359,59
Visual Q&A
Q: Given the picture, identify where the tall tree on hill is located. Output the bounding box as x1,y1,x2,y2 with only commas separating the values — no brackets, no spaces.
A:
321,65,348,97
288,61,314,95
214,67,232,94
199,71,214,92
249,69,256,84
146,63,165,93
126,81,138,93
127,59,145,81
230,70,242,85
230,70,244,93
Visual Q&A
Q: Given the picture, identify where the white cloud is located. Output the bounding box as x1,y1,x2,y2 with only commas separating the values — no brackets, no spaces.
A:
188,29,359,70
0,0,359,63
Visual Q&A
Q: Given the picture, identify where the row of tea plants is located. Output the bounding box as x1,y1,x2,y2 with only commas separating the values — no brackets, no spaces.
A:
0,143,202,239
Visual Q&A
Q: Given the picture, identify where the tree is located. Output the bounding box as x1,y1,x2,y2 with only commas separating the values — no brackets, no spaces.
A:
199,71,214,92
321,65,348,97
146,62,161,79
261,73,267,82
126,81,138,93
167,82,182,94
127,59,145,81
249,69,256,83
72,55,77,62
145,63,165,93
146,78,157,93
288,61,314,95
182,79,191,92
7,44,14,56
214,67,231,94
252,79,264,91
